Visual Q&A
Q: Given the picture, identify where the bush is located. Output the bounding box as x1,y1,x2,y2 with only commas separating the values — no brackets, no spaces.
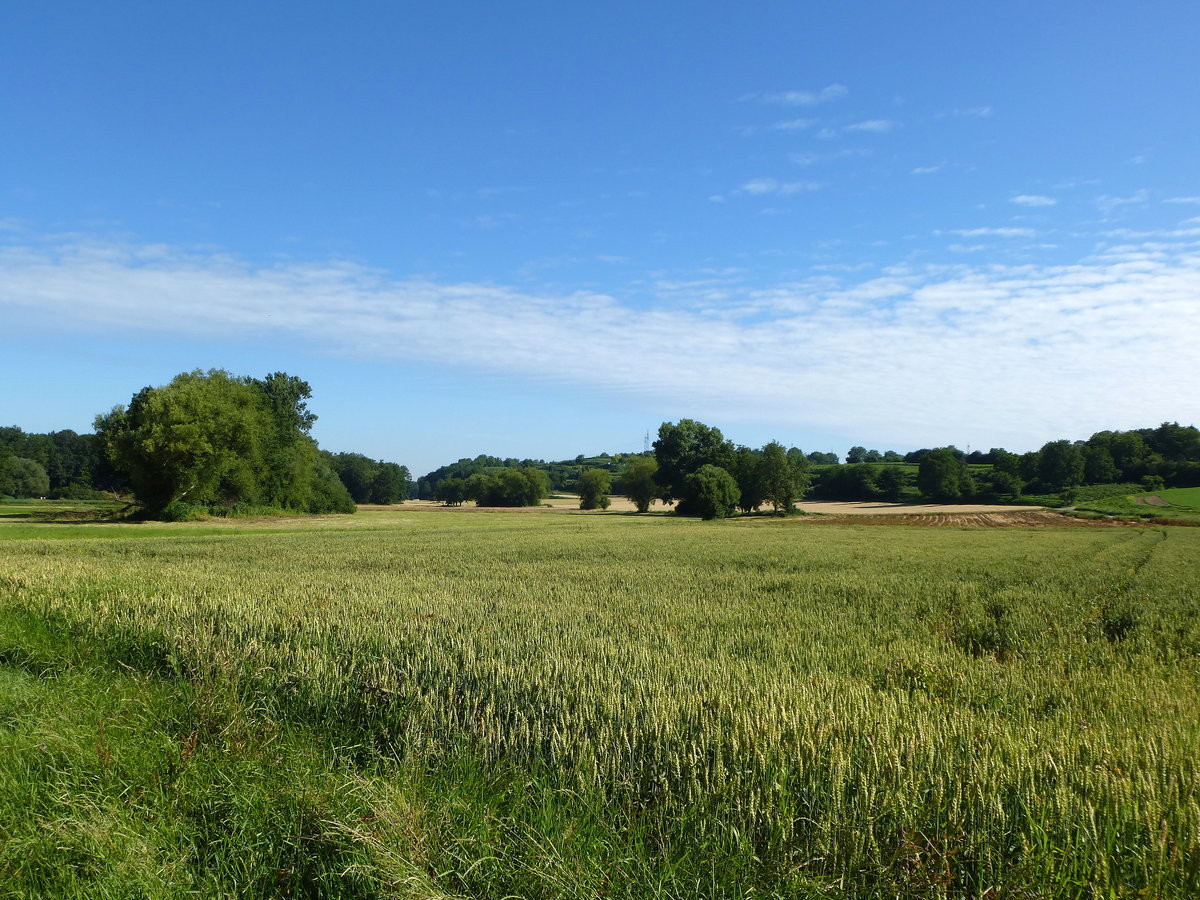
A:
578,468,612,510
679,465,740,520
160,501,205,522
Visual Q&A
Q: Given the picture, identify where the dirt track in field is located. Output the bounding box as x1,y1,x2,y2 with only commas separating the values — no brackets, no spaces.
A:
1134,494,1171,507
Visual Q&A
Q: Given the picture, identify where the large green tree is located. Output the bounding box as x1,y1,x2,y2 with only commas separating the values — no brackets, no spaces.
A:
96,369,353,517
917,448,973,501
1037,440,1084,492
620,456,659,513
577,468,612,510
681,464,740,520
2,457,50,498
729,446,765,514
652,419,734,504
759,440,808,514
473,468,550,507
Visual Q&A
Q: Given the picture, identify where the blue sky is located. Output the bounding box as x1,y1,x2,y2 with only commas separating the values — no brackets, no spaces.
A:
3,2,1199,476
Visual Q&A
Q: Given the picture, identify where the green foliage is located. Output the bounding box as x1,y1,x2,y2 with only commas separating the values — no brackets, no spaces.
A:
473,468,551,507
728,445,766,513
680,464,740,519
436,476,469,505
812,463,882,501
975,468,1024,502
917,448,974,501
759,440,807,513
807,450,839,465
653,419,734,503
2,457,50,498
95,369,354,518
619,455,658,513
577,468,612,510
1038,439,1085,491
327,452,412,504
160,500,206,522
1069,482,1146,503
877,464,907,501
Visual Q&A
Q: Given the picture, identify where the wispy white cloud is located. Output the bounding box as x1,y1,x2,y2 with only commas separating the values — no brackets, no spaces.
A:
747,84,848,106
3,236,1198,450
940,106,993,118
1054,177,1100,190
947,227,1036,238
767,118,815,132
791,149,870,167
731,178,821,198
911,164,944,175
845,119,897,133
1097,189,1150,214
1011,194,1058,207
1165,196,1200,204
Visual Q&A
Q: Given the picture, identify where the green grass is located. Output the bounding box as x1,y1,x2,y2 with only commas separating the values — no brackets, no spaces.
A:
0,498,125,522
1073,487,1200,523
1,508,1198,897
1157,486,1200,509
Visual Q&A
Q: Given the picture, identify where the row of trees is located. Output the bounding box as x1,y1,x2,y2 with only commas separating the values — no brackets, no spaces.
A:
0,426,120,499
435,468,551,507
902,424,1200,501
415,451,647,502
650,420,811,519
326,453,412,505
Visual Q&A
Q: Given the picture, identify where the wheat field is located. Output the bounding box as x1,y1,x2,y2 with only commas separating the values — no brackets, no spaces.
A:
1,509,1197,897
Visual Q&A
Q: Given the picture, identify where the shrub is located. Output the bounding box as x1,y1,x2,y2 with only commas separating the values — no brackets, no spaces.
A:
679,465,740,519
160,501,205,522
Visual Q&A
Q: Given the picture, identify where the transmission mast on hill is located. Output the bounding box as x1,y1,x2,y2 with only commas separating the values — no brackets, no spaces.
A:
644,430,650,453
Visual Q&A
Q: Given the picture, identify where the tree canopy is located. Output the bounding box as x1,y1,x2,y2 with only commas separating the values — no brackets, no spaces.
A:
620,456,659,513
1,457,50,498
681,464,740,520
916,448,974,501
468,468,551,507
578,468,612,510
95,369,354,517
653,419,734,503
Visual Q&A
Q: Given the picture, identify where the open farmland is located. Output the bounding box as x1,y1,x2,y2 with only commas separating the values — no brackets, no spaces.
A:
2,508,1198,897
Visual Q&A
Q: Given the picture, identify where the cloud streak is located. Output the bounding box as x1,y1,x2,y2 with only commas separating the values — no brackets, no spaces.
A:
3,237,1198,450
749,84,848,106
1011,194,1057,207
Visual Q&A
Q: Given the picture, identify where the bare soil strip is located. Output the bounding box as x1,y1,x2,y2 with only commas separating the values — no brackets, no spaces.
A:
1134,494,1172,507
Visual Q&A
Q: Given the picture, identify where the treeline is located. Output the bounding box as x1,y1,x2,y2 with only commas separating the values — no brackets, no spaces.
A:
434,468,551,508
418,420,1200,516
420,420,812,518
8,372,1196,518
1,370,411,519
415,451,645,500
325,453,412,505
878,423,1200,503
0,427,121,499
